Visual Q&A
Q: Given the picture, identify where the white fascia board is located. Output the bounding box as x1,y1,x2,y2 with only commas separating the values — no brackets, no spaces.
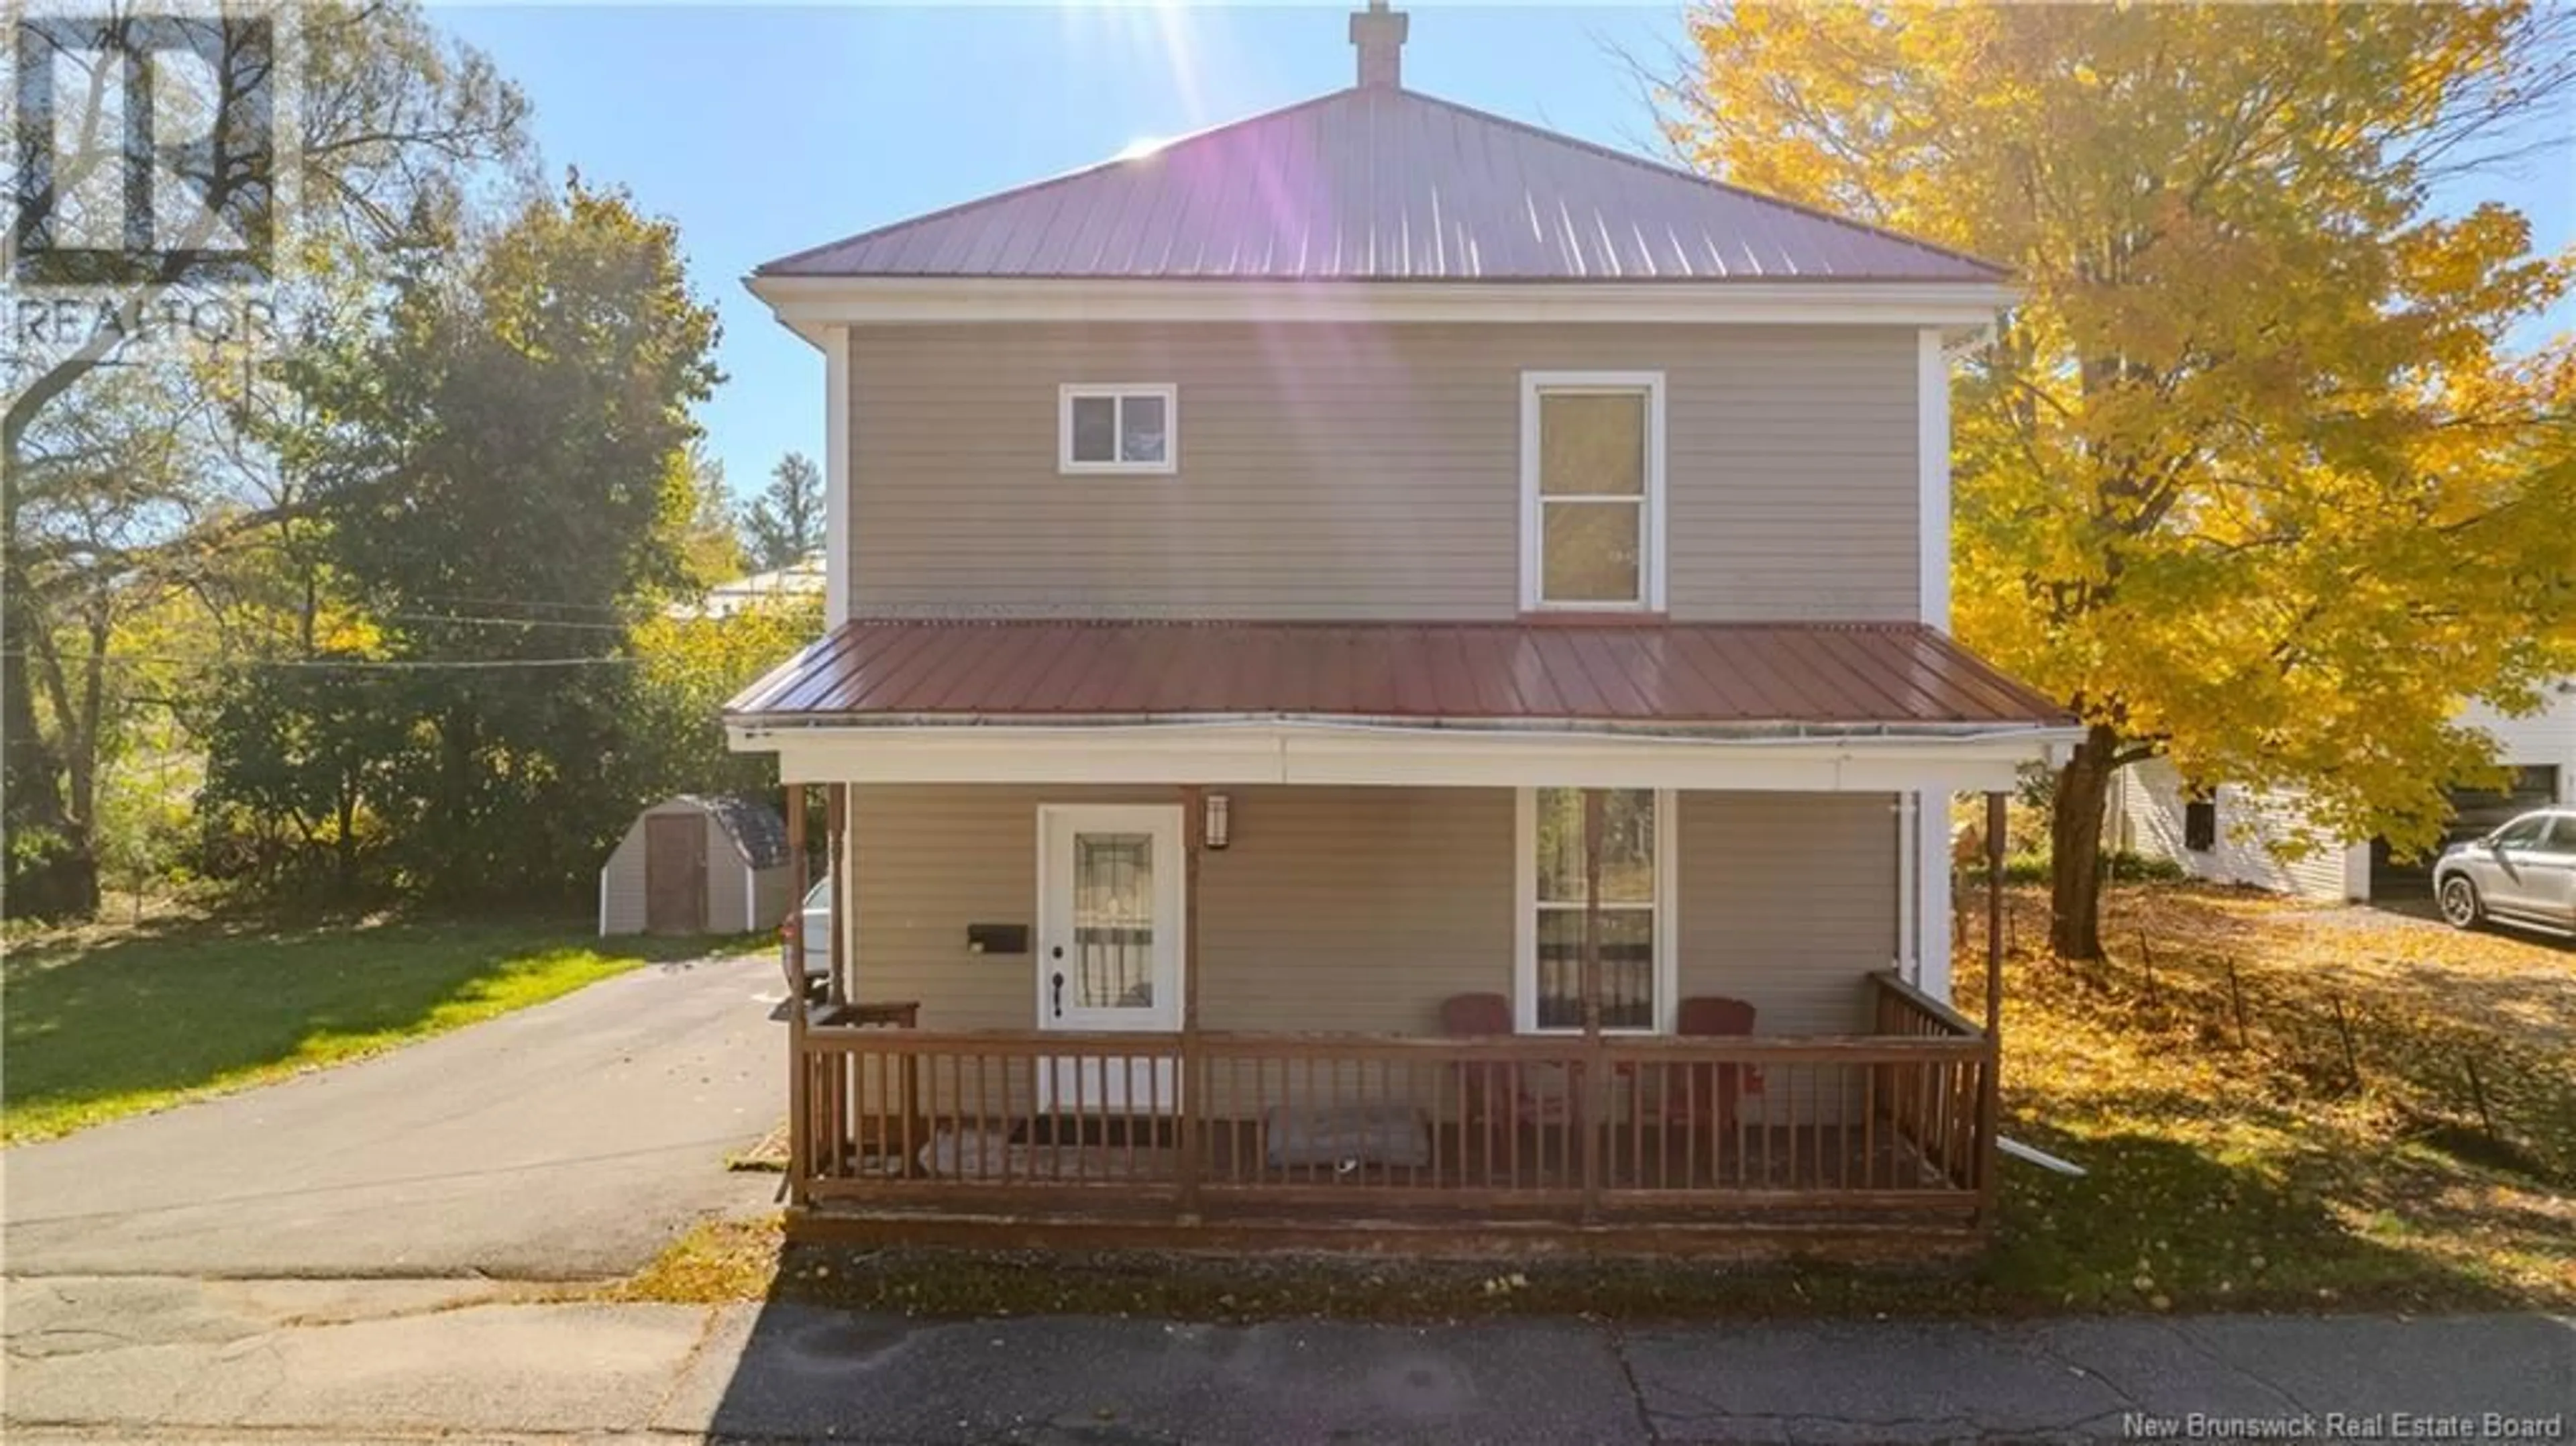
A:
732,720,2078,793
746,274,2017,330
822,326,851,625
1917,328,1953,632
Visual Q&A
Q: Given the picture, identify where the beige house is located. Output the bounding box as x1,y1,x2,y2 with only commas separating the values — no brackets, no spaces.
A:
727,5,2077,1252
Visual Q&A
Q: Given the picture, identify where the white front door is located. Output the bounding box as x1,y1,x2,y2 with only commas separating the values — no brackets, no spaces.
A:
1036,805,1183,1113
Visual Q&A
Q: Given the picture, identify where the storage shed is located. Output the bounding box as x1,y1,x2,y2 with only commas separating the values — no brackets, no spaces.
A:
598,794,797,936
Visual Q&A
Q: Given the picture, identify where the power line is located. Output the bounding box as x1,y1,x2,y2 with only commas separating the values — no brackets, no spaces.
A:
378,611,633,633
392,592,634,619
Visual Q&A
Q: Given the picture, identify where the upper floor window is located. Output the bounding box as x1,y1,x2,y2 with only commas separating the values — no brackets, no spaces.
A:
1060,383,1176,474
1520,371,1664,611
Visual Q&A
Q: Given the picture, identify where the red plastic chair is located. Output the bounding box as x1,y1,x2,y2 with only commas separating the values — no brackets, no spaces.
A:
1666,995,1763,1131
1440,993,1574,1126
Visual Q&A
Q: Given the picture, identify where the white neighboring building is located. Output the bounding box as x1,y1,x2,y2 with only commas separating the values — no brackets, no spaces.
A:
2108,681,2576,902
669,554,825,620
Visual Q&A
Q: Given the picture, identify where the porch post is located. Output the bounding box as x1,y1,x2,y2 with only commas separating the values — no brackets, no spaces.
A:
1177,785,1204,1223
1579,788,1605,1221
1978,789,2006,1225
826,784,849,1009
784,781,810,1206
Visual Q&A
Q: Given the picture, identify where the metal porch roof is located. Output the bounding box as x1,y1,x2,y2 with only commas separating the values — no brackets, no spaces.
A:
758,87,2004,286
724,619,2067,733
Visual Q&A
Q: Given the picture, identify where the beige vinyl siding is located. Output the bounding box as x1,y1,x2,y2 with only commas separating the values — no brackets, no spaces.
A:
1677,792,1896,1127
843,784,1903,1129
849,785,1516,1032
848,784,1896,1036
1674,792,1895,1035
847,323,1919,621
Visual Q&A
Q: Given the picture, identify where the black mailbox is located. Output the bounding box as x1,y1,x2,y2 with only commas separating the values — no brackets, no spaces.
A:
966,923,1029,956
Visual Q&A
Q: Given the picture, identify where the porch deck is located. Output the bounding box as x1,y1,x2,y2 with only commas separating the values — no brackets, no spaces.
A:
789,972,1995,1245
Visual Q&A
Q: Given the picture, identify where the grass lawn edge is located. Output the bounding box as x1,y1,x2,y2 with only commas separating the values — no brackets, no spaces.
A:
3,918,762,1146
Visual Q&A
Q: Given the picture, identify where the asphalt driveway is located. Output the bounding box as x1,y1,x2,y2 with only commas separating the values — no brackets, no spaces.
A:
2,951,781,1279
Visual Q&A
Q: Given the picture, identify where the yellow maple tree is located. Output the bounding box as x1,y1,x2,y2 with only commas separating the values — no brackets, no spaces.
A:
1670,2,2576,956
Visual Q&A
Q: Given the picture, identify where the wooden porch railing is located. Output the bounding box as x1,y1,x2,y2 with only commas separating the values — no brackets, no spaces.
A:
792,972,1994,1230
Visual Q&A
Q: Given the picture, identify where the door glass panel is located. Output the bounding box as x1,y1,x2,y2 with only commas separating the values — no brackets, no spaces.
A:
1072,832,1155,1009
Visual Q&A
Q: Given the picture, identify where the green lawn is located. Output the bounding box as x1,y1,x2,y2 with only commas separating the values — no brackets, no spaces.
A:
2,913,757,1143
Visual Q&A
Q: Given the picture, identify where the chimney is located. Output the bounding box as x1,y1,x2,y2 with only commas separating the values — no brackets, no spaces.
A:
1349,1,1407,90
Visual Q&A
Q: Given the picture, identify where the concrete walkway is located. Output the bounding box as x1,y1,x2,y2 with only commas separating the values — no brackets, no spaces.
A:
6,1276,2569,1443
2,953,782,1278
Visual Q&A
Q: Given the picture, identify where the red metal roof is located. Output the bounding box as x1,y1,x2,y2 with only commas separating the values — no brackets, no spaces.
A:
726,620,2067,732
758,88,2004,286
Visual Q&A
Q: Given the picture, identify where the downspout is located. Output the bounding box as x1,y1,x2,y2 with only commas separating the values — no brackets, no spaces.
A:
1178,784,1205,1225
1978,790,2006,1231
784,784,810,1207
1895,792,1918,983
827,784,849,1009
1578,788,1605,1223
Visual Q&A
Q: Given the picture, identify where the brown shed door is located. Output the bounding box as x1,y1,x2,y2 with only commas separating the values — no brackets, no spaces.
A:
643,814,707,933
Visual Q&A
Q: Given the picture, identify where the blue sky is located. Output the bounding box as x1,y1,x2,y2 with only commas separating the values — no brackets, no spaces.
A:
434,3,2573,507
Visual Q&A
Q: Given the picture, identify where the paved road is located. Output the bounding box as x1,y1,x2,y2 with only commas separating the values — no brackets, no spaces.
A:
5,1278,2570,1443
1,953,782,1279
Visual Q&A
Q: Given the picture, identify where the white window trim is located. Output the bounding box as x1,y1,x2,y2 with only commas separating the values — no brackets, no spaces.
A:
1511,787,1679,1035
1519,370,1666,612
1058,382,1179,475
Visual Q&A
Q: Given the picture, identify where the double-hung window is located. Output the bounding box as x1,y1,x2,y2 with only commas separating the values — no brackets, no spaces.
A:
1521,372,1664,611
1516,787,1676,1033
1060,384,1176,474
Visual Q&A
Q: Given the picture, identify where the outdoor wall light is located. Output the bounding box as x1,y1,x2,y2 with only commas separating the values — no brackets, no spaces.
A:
1203,792,1232,851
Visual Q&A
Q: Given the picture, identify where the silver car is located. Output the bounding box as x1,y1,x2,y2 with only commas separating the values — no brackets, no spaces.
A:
780,877,833,992
2433,807,2576,935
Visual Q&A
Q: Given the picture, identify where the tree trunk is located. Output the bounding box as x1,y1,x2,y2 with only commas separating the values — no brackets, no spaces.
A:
1,623,98,921
335,780,360,894
2047,722,2121,960
4,348,106,921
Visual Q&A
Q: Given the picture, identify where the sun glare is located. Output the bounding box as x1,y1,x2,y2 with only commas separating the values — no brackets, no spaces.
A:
1116,136,1168,162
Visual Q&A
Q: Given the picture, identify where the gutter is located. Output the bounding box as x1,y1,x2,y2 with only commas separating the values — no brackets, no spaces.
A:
727,712,2086,750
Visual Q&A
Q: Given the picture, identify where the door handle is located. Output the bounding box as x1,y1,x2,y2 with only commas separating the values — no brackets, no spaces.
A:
1051,971,1065,1018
